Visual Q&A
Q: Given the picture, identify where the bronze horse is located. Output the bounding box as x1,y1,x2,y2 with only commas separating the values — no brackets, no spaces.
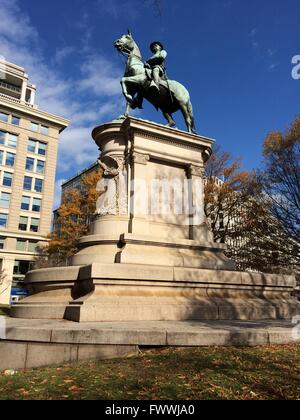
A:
114,32,197,134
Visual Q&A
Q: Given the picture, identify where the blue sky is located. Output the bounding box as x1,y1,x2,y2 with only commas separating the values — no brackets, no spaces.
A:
0,0,299,206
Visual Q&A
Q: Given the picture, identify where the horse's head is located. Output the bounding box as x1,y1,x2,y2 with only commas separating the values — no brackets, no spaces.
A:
114,30,138,55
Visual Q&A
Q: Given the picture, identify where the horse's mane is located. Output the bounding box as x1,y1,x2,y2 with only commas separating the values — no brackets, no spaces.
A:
131,38,143,60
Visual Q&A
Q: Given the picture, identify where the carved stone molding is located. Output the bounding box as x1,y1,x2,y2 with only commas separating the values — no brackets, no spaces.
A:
131,152,150,165
188,165,205,178
96,154,128,217
134,129,204,152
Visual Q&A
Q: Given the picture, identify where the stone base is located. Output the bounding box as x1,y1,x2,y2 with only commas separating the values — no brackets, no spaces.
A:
1,318,299,371
72,233,236,270
11,263,300,322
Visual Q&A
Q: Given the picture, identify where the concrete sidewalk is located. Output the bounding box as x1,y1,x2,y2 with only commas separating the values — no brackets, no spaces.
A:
1,318,299,371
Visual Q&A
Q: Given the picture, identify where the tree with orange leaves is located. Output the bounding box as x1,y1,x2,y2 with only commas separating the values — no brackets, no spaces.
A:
205,144,260,246
35,168,102,267
205,128,300,273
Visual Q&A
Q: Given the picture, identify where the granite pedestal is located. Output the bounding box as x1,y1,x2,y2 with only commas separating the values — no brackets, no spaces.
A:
10,118,300,323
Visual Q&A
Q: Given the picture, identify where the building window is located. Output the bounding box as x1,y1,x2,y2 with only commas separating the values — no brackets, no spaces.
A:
41,125,49,135
19,216,28,231
27,139,47,156
31,122,39,132
32,198,42,212
0,192,10,209
36,160,45,174
5,152,15,167
0,150,3,165
0,213,8,228
28,241,38,253
0,131,18,148
23,176,32,191
30,218,40,233
12,116,20,126
0,112,9,123
2,172,13,187
16,239,27,251
21,196,31,211
34,178,43,193
0,237,5,250
14,260,33,276
0,131,6,145
38,142,47,156
28,139,37,153
7,133,18,149
26,157,35,172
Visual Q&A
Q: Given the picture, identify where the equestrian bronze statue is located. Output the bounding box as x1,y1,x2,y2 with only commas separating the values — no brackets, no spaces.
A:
114,31,197,134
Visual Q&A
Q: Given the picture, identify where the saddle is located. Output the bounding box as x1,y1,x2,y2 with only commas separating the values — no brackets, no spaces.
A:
145,67,171,93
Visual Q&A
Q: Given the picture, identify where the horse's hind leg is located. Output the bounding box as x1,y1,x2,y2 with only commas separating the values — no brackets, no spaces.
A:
180,102,197,134
163,112,176,128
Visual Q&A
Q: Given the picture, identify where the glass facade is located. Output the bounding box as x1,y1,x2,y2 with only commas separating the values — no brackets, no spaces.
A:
12,116,20,126
0,236,5,250
28,139,36,153
26,157,34,172
0,192,10,209
21,196,30,211
5,152,15,167
28,241,38,252
3,172,13,187
30,218,39,233
34,178,43,193
0,131,5,145
0,131,18,148
0,213,8,228
36,160,45,174
14,260,34,276
7,134,18,148
18,216,28,231
23,176,32,191
31,122,39,132
41,125,49,135
16,239,27,251
38,142,47,156
32,198,41,212
0,112,9,122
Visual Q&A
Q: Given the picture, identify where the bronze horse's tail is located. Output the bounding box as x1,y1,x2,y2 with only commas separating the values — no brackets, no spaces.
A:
187,100,197,134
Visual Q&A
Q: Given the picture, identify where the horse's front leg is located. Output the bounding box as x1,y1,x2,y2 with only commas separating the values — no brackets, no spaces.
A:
120,78,134,104
118,102,131,120
118,75,145,119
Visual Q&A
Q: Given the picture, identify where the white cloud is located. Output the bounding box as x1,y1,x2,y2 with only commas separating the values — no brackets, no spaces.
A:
249,28,257,38
79,55,121,97
54,46,76,65
96,0,140,21
267,48,277,57
0,0,124,179
268,63,279,72
0,0,39,46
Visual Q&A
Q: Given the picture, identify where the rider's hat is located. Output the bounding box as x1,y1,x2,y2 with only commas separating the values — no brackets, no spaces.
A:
150,41,164,51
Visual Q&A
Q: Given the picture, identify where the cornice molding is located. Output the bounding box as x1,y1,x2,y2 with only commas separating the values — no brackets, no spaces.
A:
0,96,70,132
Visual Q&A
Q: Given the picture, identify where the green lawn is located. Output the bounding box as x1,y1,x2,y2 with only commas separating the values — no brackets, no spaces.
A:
0,306,10,316
0,345,299,400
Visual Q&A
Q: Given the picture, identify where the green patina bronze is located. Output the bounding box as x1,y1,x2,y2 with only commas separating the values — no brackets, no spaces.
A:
114,31,197,134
